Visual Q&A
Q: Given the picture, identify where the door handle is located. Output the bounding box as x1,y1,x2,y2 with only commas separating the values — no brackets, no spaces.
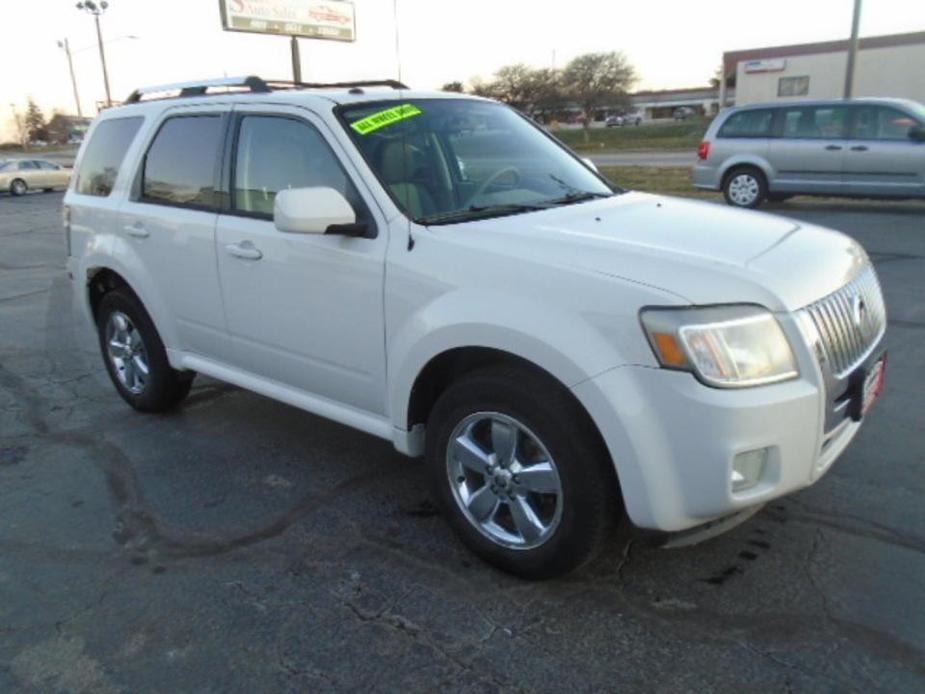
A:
225,241,263,261
850,145,869,152
124,224,149,238
824,145,843,151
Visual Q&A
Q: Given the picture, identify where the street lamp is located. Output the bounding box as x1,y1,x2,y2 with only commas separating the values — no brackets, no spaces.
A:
57,39,83,117
76,0,112,107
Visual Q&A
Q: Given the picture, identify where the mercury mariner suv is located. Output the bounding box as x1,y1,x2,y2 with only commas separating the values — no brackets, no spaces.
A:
64,76,887,578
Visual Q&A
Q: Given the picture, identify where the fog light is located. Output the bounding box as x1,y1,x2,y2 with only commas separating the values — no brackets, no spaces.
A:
731,448,768,492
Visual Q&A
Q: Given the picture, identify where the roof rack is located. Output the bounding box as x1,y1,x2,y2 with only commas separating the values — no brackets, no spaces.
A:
125,75,408,104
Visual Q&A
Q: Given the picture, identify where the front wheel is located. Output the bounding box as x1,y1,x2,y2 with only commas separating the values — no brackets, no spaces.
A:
10,178,27,196
426,365,620,579
723,167,767,208
96,289,194,412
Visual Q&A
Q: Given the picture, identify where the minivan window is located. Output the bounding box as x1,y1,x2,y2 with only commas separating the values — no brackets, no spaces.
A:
717,110,774,138
75,116,143,196
851,105,920,141
232,115,367,220
142,115,222,209
780,106,847,139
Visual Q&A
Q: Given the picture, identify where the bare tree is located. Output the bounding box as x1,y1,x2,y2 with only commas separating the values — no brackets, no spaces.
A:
561,52,637,142
467,65,565,120
9,104,29,150
25,98,49,142
441,81,465,93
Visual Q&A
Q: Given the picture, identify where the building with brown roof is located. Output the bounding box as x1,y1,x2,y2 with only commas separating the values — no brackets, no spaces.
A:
721,31,925,107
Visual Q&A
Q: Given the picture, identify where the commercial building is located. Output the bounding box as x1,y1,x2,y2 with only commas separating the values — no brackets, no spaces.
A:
630,87,725,120
721,31,925,108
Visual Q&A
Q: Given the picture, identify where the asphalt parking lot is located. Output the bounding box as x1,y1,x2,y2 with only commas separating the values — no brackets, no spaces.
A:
2,190,924,692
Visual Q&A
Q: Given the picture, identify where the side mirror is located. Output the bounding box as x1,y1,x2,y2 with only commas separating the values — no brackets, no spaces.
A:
582,157,599,173
273,187,360,235
909,125,925,143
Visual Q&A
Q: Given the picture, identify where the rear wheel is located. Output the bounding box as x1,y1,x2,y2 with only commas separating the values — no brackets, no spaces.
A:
426,365,621,579
10,179,27,196
96,289,194,412
723,167,766,208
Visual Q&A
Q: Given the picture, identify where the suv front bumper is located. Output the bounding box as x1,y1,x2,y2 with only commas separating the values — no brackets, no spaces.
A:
571,350,876,533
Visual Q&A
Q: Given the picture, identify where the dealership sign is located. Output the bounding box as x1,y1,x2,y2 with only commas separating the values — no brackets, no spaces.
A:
219,0,356,41
744,59,787,74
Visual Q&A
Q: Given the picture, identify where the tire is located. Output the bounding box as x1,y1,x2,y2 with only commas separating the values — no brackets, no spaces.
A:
426,365,621,579
96,289,194,412
723,166,767,209
10,178,27,196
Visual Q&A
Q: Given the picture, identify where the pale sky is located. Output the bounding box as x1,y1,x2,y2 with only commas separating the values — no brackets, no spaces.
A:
2,0,924,140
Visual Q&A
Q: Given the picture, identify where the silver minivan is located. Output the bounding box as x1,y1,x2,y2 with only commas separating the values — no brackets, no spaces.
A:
693,98,925,207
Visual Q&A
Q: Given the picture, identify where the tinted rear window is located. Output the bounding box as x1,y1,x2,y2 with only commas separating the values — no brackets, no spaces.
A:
718,110,774,138
75,116,143,196
142,116,223,209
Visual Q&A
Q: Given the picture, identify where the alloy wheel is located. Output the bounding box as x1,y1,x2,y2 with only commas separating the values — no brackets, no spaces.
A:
446,412,563,550
106,311,149,394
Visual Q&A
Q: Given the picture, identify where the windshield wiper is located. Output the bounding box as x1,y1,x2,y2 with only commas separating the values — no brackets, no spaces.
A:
541,191,613,206
417,203,546,225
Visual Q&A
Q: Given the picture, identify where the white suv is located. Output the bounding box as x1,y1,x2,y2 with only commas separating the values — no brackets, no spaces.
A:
64,77,887,578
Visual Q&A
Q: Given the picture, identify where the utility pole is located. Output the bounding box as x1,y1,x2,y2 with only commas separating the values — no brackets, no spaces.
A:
844,0,862,98
58,39,83,117
76,1,112,107
290,35,302,83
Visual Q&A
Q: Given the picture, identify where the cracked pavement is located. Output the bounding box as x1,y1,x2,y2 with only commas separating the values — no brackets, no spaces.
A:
1,191,924,692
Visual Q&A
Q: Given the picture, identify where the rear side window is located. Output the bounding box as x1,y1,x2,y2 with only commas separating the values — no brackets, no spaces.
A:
780,106,848,139
851,106,920,141
718,110,774,138
142,115,223,209
75,116,143,196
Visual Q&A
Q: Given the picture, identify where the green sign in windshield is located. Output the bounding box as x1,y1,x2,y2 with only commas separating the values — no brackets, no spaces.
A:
350,104,422,135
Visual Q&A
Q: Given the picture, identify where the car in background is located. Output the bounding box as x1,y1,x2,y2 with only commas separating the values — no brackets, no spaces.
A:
606,112,642,127
693,97,925,208
0,158,72,196
673,106,697,121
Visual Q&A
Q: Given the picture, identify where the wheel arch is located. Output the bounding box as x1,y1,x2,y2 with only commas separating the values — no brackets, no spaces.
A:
719,157,773,190
81,261,180,362
399,343,614,476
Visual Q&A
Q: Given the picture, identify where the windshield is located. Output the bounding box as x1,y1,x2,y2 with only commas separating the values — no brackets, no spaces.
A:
338,99,615,224
0,161,13,172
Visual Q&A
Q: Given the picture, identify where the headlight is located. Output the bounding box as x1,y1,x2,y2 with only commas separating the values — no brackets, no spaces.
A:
640,305,798,388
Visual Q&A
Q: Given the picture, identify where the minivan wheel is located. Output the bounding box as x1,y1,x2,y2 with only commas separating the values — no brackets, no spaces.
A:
10,179,27,196
723,167,766,208
96,289,194,412
426,365,620,579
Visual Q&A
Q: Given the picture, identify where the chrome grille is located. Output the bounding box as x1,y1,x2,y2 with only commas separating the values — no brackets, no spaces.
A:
803,264,886,377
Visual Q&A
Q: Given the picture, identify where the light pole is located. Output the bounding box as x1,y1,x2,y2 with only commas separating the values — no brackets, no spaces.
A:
844,0,863,98
57,39,83,117
76,0,112,107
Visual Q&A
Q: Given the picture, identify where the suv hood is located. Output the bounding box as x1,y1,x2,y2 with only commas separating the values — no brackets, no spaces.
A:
440,192,866,310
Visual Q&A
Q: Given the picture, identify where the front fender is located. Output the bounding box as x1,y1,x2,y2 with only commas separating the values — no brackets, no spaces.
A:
387,287,657,431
